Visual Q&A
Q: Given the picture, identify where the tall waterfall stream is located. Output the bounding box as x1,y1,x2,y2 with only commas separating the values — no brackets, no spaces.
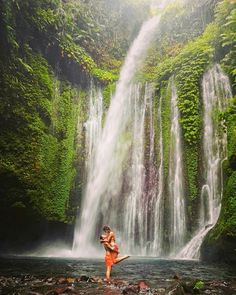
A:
73,12,164,256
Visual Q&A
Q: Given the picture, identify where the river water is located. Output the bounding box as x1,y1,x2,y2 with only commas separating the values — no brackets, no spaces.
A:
0,256,235,294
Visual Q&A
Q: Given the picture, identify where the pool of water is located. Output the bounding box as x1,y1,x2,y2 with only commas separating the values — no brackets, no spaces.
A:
0,256,235,282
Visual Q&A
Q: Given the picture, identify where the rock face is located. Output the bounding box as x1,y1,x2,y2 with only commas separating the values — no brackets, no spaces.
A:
201,232,236,264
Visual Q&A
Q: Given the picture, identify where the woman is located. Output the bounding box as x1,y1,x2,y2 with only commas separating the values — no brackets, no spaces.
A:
100,225,129,282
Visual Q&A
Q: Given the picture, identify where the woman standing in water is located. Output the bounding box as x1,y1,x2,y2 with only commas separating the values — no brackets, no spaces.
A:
100,225,129,282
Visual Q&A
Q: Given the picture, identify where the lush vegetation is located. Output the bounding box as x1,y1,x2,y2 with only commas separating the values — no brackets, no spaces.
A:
0,49,79,222
0,0,235,261
0,0,148,227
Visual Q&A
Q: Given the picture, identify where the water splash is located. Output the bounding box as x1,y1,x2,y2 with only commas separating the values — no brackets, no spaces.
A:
177,64,232,259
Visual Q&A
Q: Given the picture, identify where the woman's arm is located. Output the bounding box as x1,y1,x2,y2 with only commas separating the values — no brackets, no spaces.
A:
107,231,115,243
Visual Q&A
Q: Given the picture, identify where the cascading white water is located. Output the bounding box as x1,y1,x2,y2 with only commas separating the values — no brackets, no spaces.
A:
123,84,148,255
168,80,187,255
151,95,164,256
73,84,103,255
177,64,232,259
72,12,165,256
122,83,165,256
85,85,103,173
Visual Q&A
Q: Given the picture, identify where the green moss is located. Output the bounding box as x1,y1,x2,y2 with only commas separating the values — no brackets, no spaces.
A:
0,49,82,222
102,83,116,109
35,84,78,221
222,171,236,235
59,35,117,83
160,80,172,179
92,68,117,83
174,24,218,145
184,145,198,201
216,1,236,92
207,171,236,240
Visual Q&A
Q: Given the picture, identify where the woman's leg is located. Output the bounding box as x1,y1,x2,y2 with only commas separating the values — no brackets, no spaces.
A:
106,265,112,282
114,255,130,264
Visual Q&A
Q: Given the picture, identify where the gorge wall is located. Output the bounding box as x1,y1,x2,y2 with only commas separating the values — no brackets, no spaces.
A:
0,0,235,262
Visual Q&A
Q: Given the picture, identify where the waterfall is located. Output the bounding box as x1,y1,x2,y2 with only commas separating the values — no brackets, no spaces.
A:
151,95,164,256
118,83,165,256
85,85,103,173
73,84,103,255
123,84,148,255
72,11,166,256
168,80,187,256
177,64,232,259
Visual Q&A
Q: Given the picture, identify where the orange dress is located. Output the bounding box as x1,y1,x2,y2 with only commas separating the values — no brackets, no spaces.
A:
105,250,118,267
103,232,119,267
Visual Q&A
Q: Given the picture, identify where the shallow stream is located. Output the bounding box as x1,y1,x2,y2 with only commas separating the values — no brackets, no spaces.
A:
0,256,235,294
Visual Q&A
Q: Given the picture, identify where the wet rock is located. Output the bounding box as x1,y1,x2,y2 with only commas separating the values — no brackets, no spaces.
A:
46,287,67,295
180,281,196,294
138,280,149,291
112,279,128,288
0,277,7,287
22,274,35,282
104,288,122,295
47,278,54,283
32,278,43,285
87,277,96,283
46,286,75,295
173,274,180,280
44,277,56,286
79,275,90,282
122,284,139,294
120,281,150,294
93,278,103,283
91,276,103,283
210,281,227,288
66,278,76,284
65,286,75,292
57,278,68,284
167,283,185,295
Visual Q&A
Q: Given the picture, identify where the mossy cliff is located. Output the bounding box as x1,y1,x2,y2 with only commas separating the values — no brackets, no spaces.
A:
0,0,235,261
0,0,146,250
